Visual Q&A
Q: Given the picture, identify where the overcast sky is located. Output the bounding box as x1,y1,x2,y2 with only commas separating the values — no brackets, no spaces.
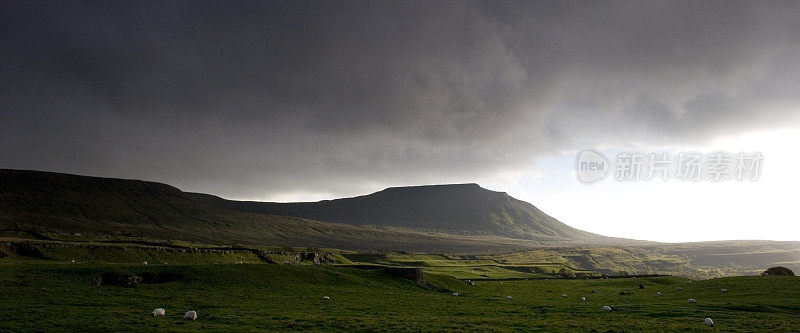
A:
3,1,800,242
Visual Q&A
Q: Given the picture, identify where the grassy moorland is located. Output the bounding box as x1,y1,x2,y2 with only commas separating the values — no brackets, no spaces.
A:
1,259,799,332
3,237,797,280
2,170,799,331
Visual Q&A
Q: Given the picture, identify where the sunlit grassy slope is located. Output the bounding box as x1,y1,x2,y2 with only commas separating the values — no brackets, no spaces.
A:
3,237,798,279
1,261,798,332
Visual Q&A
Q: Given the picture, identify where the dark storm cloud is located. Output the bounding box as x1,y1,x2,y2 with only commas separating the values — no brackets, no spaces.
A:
2,0,800,199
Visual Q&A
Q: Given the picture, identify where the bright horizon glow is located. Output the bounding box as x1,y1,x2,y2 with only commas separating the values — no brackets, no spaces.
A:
499,127,800,243
247,127,800,243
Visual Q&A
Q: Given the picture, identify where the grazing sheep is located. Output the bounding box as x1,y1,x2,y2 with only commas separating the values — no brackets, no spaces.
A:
142,261,147,266
452,292,459,297
152,308,165,317
580,296,586,302
721,288,728,293
322,296,330,300
562,294,568,298
676,287,683,291
688,298,696,304
705,318,714,327
184,311,197,320
657,292,662,296
499,281,503,285
506,296,513,300
602,305,612,312
71,260,75,263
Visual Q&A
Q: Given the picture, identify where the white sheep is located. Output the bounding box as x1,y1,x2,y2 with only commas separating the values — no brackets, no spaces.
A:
499,281,503,285
602,305,612,312
452,292,459,297
562,293,568,298
184,311,197,320
688,298,696,304
721,288,728,293
142,261,147,266
580,296,586,302
71,260,75,263
152,308,165,317
705,318,714,327
657,291,662,296
506,296,513,300
322,296,330,300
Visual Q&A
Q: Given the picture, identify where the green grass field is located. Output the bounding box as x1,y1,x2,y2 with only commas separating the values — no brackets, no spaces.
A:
2,259,799,332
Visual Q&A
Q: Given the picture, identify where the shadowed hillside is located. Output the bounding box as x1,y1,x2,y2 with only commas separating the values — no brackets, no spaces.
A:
205,183,598,240
0,169,614,250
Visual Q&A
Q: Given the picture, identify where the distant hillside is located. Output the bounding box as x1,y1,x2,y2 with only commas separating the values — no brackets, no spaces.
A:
0,169,613,250
205,183,599,240
2,169,799,275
